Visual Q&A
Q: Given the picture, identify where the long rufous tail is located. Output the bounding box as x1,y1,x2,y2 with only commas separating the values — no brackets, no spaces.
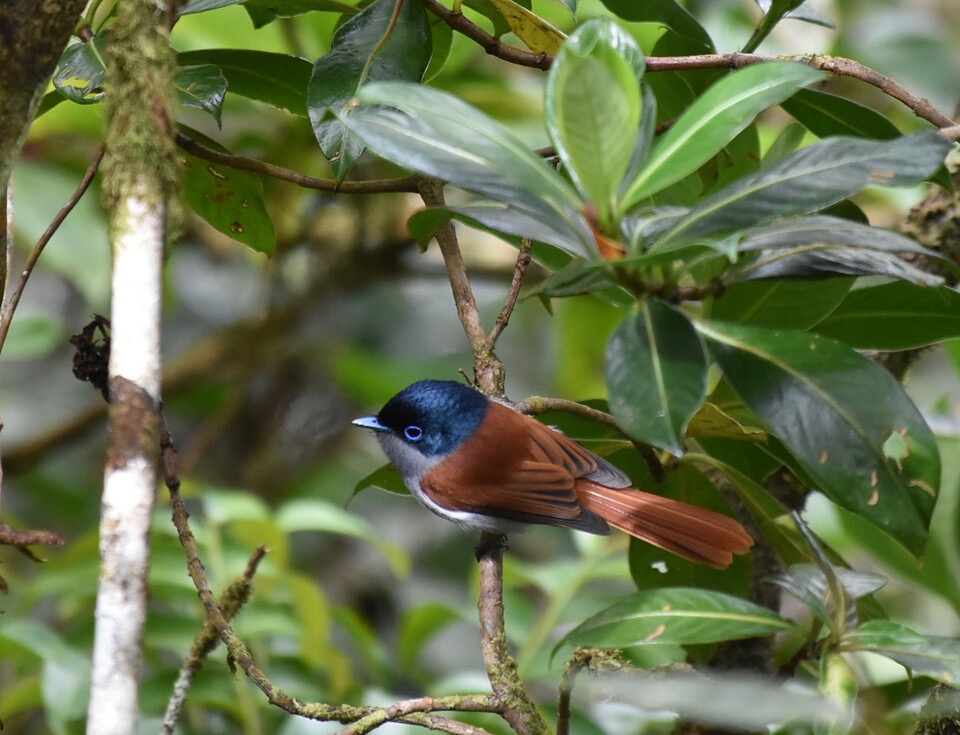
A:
577,481,754,569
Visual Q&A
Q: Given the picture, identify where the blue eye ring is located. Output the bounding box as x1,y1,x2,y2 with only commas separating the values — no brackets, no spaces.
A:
403,425,424,442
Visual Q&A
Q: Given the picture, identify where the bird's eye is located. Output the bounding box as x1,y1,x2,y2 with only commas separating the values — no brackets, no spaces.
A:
403,425,424,441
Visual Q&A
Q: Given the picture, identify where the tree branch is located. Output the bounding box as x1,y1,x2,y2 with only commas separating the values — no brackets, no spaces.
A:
418,1,957,129
176,131,420,194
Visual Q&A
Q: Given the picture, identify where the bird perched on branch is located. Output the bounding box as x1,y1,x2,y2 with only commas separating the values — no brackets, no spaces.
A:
354,380,753,568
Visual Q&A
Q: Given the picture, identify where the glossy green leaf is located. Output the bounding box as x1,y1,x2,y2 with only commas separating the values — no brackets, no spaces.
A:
728,215,948,286
598,0,713,52
53,37,109,104
546,19,643,221
341,83,594,256
621,62,824,209
655,131,952,251
308,0,432,180
178,50,312,116
710,278,854,330
606,300,708,455
555,587,799,653
814,282,960,350
846,620,960,684
180,146,276,254
782,88,901,140
699,320,939,556
276,498,410,576
175,64,227,125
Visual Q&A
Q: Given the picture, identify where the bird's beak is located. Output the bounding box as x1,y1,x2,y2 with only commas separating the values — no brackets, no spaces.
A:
352,416,388,432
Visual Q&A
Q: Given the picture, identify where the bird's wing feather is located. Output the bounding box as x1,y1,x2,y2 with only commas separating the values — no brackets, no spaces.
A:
421,403,609,533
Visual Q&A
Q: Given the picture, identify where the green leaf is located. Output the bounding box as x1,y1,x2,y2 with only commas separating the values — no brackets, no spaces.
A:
768,563,886,628
546,18,643,221
598,0,713,52
406,202,588,260
276,498,410,576
814,282,960,350
555,587,799,653
180,142,276,254
178,50,312,116
699,320,939,556
620,62,824,209
606,300,708,455
53,37,109,104
175,65,227,125
308,0,432,180
728,215,949,286
846,620,960,684
710,278,854,330
354,463,409,497
655,131,952,251
341,83,594,256
782,88,901,140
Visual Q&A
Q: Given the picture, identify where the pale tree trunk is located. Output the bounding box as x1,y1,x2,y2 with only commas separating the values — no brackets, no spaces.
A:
86,0,179,732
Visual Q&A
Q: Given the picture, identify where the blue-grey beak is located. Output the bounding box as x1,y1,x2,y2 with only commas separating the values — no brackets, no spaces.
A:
352,416,388,432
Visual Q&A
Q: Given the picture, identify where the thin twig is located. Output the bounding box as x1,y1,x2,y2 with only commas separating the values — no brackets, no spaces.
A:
483,239,532,354
0,146,105,356
175,131,420,194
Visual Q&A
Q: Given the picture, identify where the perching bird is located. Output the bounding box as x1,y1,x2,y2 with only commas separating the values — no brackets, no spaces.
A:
353,380,753,568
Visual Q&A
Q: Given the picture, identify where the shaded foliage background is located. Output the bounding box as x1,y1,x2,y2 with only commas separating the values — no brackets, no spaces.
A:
2,0,960,733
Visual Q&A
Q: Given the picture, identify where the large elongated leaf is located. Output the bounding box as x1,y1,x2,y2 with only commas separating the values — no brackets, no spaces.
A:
340,83,594,256
546,19,643,222
178,50,312,116
710,278,853,329
606,300,708,455
555,587,799,653
782,88,900,140
655,130,952,251
699,320,939,556
814,282,960,350
620,62,824,209
846,620,960,684
727,214,949,286
308,0,432,180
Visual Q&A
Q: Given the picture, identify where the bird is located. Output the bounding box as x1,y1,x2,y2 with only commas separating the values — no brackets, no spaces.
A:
353,380,753,568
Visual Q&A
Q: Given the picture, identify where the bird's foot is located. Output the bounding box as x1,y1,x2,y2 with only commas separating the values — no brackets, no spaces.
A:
474,533,508,561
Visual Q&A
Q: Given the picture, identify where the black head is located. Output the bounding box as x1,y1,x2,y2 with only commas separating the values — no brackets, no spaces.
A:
358,380,489,457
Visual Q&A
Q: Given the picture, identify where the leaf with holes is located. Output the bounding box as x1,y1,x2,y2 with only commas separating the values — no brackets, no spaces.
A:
698,320,939,556
307,0,432,180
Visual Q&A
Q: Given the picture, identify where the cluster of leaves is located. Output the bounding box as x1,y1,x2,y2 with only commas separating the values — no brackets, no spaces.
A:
31,0,960,731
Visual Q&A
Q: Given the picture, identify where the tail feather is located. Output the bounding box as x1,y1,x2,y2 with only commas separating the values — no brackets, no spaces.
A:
577,482,754,569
